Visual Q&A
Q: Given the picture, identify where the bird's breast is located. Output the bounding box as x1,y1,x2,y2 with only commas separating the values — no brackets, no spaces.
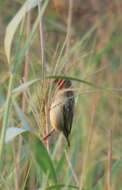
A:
50,92,66,131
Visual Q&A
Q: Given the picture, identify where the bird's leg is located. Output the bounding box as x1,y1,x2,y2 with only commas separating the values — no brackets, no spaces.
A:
43,128,55,141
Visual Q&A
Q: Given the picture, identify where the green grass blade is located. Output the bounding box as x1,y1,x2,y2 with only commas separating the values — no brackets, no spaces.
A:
29,134,57,184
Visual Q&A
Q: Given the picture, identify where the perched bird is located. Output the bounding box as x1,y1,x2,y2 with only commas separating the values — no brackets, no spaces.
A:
50,79,74,146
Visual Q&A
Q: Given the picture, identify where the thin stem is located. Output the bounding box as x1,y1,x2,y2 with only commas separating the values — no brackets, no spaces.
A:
38,0,49,151
43,128,55,141
14,13,31,190
22,12,31,111
65,150,79,186
106,129,112,190
79,94,99,190
38,0,45,80
65,0,73,54
0,73,13,162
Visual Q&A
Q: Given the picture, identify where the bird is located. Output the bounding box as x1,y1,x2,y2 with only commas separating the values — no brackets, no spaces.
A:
50,79,74,146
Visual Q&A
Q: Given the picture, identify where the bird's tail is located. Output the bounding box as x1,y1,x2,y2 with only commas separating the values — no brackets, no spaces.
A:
66,136,70,147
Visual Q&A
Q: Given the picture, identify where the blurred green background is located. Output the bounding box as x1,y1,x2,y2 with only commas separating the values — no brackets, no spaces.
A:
0,0,122,190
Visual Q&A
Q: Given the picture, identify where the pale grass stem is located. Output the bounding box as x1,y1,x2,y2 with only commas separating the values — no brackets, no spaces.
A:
0,74,13,163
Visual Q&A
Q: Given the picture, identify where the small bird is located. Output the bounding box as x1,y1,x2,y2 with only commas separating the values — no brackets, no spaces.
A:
50,79,74,146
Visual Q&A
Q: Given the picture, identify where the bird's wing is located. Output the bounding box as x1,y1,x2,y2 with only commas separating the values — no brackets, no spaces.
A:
63,92,74,136
67,92,74,134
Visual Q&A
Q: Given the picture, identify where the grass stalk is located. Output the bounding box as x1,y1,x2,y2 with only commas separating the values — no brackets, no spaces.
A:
38,0,50,151
14,12,31,190
0,73,13,162
106,129,112,190
65,0,73,54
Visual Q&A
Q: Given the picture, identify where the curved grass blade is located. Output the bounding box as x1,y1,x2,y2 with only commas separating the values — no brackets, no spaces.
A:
47,75,122,92
5,127,30,143
12,78,40,94
47,75,98,88
4,0,43,63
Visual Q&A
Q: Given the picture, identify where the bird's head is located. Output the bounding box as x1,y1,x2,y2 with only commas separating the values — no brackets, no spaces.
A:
54,79,72,89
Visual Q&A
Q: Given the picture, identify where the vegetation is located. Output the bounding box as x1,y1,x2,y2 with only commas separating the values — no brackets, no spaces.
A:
0,0,122,189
